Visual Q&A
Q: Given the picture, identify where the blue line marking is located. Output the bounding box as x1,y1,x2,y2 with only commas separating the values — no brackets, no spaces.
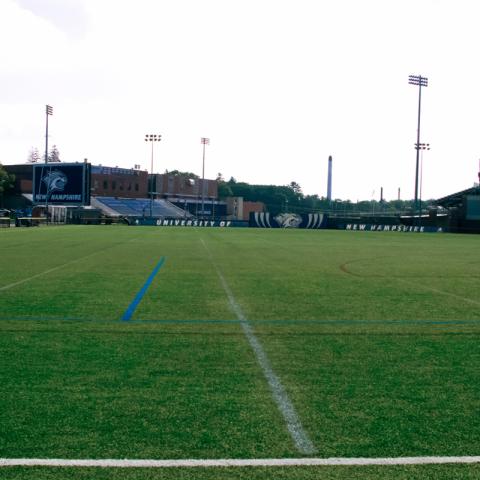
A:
122,257,166,321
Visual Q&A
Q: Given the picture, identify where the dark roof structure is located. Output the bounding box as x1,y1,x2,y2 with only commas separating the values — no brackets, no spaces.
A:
435,185,480,209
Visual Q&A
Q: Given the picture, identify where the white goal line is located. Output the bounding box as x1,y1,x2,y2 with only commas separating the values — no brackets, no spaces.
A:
1,456,480,468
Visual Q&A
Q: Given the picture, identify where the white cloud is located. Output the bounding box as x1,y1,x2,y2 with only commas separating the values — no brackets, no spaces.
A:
14,0,89,38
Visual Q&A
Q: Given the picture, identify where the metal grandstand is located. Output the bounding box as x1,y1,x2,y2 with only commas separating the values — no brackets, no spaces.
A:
92,197,192,218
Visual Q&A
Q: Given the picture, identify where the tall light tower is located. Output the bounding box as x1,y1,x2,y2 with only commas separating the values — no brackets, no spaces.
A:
408,74,428,223
145,134,162,218
45,105,53,164
200,137,210,219
44,104,53,223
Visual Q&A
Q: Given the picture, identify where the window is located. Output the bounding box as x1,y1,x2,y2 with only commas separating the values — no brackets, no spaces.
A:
135,183,139,191
112,180,116,190
103,180,108,190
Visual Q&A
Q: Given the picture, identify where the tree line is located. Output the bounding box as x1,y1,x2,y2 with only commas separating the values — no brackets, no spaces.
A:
217,174,435,215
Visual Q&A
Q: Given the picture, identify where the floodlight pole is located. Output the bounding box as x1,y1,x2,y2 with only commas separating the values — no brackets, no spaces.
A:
408,75,428,225
145,134,162,218
200,138,210,219
45,105,52,164
416,142,430,224
44,105,53,223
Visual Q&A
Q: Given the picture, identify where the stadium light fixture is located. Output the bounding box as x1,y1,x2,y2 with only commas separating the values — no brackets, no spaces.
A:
409,74,428,225
414,142,430,150
200,138,210,219
408,75,428,87
145,134,162,218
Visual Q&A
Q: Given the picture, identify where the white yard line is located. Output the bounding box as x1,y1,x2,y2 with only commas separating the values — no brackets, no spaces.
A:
200,238,316,455
0,251,100,292
0,237,140,292
2,456,480,468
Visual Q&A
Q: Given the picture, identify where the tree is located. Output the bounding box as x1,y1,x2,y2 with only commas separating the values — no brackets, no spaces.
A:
216,173,233,198
168,169,199,179
217,182,233,198
48,145,61,162
0,163,15,207
288,181,302,196
27,147,41,163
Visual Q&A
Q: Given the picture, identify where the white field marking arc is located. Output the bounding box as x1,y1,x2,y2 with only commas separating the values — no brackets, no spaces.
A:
394,277,480,307
199,238,316,455
341,258,480,308
0,237,141,292
2,456,480,468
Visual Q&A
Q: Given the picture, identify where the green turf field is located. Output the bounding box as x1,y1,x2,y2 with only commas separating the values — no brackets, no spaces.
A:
1,225,480,479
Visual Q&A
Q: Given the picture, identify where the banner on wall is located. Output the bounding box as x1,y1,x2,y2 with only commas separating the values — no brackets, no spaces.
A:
342,223,443,233
127,218,248,227
250,212,328,229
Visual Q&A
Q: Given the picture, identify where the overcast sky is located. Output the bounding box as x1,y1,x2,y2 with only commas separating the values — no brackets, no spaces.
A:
1,0,480,201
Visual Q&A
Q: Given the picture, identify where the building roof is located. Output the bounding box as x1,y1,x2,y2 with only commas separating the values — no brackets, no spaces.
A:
435,185,480,208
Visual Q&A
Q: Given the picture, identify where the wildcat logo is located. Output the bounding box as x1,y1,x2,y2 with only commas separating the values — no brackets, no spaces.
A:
42,170,68,193
274,213,302,228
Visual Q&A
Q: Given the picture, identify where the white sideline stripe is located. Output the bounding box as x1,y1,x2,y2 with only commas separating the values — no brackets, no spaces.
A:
200,238,316,455
2,456,480,468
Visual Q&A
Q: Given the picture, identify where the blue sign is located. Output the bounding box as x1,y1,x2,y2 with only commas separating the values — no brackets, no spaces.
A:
33,163,91,205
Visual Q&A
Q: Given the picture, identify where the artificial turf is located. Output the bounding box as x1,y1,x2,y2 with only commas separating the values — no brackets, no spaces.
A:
1,225,479,479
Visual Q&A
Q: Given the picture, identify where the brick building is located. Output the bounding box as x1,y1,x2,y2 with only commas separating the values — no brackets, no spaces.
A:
90,166,148,198
151,173,217,200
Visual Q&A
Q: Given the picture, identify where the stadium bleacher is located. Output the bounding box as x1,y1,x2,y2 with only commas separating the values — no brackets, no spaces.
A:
92,197,192,218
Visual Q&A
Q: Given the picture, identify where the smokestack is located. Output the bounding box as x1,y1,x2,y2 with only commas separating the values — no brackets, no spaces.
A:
380,187,383,203
327,155,332,201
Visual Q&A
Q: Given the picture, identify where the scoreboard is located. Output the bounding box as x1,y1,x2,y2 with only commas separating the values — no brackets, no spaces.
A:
33,163,91,206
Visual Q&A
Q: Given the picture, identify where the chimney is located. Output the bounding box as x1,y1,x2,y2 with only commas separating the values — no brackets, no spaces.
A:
327,155,333,201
